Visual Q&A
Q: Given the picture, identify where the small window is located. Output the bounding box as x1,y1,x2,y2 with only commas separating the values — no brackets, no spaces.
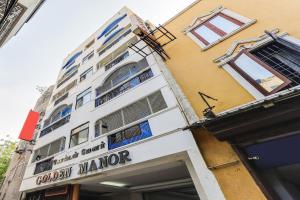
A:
230,50,291,95
188,9,255,49
82,51,94,64
108,121,152,150
80,67,93,82
191,13,244,47
32,137,65,162
70,122,89,148
76,88,92,109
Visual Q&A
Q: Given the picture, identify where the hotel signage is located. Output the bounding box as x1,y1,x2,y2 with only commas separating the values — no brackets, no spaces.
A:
36,167,72,185
79,150,131,175
53,141,106,165
35,150,131,185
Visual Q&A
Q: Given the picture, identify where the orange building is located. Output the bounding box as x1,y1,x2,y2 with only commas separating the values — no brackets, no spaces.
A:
151,0,300,199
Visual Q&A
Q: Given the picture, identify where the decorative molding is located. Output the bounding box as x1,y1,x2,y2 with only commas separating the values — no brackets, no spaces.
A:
182,6,224,34
213,28,286,66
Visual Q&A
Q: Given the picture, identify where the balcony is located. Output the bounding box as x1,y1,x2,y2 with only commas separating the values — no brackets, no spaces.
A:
104,51,129,71
40,106,72,137
54,93,68,106
95,69,153,107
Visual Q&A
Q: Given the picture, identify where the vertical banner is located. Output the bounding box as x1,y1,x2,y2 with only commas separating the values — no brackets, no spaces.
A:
18,110,40,141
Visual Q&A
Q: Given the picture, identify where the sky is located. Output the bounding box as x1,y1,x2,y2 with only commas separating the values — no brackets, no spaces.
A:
0,0,195,141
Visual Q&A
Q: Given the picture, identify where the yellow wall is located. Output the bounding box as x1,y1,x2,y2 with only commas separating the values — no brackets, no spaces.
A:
162,0,300,199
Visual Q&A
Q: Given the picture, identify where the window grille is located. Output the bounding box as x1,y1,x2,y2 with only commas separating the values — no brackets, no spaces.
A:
34,158,53,175
95,91,167,137
252,41,300,88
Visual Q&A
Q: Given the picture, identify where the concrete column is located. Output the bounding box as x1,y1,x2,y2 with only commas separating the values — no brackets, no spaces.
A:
71,184,80,200
185,149,226,200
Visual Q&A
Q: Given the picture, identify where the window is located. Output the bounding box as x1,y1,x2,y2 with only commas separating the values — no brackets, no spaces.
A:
192,13,244,46
69,122,89,148
108,121,152,150
76,88,92,109
52,80,77,103
57,65,79,88
34,158,53,175
40,105,72,137
32,137,65,162
80,67,93,82
95,59,150,107
229,39,300,95
188,9,255,49
98,28,132,57
95,91,167,137
82,51,94,64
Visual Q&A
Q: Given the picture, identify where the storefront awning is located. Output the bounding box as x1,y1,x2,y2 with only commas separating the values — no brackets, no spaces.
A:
185,87,300,144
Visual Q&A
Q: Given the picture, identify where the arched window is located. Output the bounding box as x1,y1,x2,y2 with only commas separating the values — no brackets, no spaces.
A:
95,59,153,107
43,104,71,128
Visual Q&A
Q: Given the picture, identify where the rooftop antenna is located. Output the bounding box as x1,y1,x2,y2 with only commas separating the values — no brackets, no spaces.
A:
198,91,218,119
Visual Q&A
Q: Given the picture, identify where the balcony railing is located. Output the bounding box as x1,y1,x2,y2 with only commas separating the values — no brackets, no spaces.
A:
54,93,68,106
95,69,153,107
104,51,129,71
40,107,72,137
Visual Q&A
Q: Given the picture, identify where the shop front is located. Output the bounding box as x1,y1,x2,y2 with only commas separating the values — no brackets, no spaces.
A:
199,88,300,200
20,129,221,200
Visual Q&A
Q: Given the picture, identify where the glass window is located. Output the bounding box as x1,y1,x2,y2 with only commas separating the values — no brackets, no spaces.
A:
191,12,244,46
82,51,94,64
76,88,92,109
95,91,167,137
80,67,93,82
230,50,291,95
108,121,152,150
33,137,65,162
70,123,89,148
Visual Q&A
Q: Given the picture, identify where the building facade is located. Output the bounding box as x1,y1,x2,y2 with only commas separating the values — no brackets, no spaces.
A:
0,86,53,200
162,0,300,200
20,7,226,200
0,0,45,47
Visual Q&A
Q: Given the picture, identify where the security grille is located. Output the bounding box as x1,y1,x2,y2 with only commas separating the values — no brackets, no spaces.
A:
123,98,151,125
34,158,53,175
252,41,300,88
148,88,168,113
95,91,167,137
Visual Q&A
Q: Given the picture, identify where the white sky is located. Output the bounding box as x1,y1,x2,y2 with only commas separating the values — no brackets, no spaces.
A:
0,0,194,140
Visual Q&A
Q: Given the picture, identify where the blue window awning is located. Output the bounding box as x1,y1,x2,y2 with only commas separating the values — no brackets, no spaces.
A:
97,14,127,40
62,51,82,69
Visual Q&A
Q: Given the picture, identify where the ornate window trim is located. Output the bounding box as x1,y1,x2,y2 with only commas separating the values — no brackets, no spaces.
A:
184,7,256,50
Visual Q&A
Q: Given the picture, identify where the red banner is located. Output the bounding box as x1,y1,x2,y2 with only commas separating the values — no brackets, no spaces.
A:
19,110,40,141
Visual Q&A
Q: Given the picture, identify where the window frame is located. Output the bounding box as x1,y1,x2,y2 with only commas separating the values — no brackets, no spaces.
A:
80,67,93,82
229,49,292,95
32,137,66,163
191,12,244,46
75,87,92,109
188,9,255,50
69,122,89,148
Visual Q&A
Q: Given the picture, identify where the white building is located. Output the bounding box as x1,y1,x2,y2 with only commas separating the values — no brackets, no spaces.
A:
20,7,225,200
0,0,45,47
